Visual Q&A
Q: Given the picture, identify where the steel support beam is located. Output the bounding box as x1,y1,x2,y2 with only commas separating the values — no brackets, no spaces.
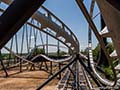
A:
0,0,45,49
0,51,8,77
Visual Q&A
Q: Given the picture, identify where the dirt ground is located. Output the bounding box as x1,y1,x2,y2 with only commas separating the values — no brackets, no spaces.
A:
0,68,59,90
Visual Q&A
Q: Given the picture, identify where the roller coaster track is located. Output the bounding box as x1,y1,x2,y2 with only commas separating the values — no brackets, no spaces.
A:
56,63,73,90
0,1,84,89
96,0,120,76
0,0,79,71
76,0,120,88
0,0,80,63
31,54,73,63
1,0,120,90
88,0,116,87
91,0,120,87
1,0,79,54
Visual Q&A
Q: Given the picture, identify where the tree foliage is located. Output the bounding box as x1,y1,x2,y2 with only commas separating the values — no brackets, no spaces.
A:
106,43,114,54
92,42,114,61
32,48,45,56
104,67,114,80
59,51,67,56
92,44,100,61
56,49,67,56
92,42,116,80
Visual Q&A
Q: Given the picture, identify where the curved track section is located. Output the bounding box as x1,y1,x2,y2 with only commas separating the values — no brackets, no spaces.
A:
4,46,74,63
88,47,115,86
76,0,119,87
88,0,115,86
1,0,79,54
96,2,120,86
30,54,73,63
88,0,120,87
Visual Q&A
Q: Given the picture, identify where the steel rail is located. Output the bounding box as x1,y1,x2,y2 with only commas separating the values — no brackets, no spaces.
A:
30,54,73,63
83,70,93,89
56,63,74,90
80,63,94,90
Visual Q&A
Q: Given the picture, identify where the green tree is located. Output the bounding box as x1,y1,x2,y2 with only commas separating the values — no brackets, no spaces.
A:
59,51,67,56
104,67,114,80
92,44,100,61
92,42,116,80
92,42,114,62
106,43,114,54
32,48,45,56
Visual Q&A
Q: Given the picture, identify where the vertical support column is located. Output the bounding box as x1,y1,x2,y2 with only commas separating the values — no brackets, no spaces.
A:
0,51,8,77
20,26,25,72
0,0,45,49
57,41,60,56
7,38,13,67
88,0,95,69
19,58,22,72
15,34,18,63
49,36,52,76
50,61,52,75
58,63,61,79
46,30,50,75
50,39,52,76
46,30,48,56
57,41,61,79
25,24,29,53
88,26,92,69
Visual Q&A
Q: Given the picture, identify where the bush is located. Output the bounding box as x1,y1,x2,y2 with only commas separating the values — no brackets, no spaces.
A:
104,67,114,80
32,48,45,56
